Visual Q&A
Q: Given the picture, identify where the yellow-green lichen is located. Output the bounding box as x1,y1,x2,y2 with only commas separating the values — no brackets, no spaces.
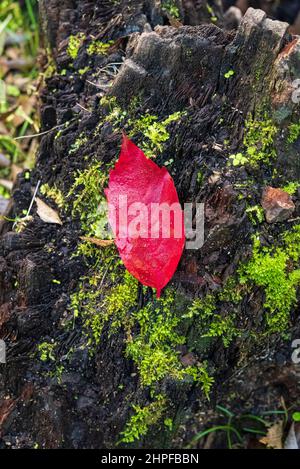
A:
37,341,56,362
87,40,114,56
67,32,86,60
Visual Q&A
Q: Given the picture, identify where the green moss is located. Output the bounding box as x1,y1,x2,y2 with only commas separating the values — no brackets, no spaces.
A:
162,1,180,18
0,184,10,199
73,277,214,397
99,96,128,129
87,40,114,56
228,152,248,167
245,205,265,225
120,394,167,443
128,111,185,156
185,291,241,348
69,133,88,154
240,228,300,334
229,114,277,167
282,181,299,195
78,66,89,75
67,32,86,60
196,171,204,186
203,316,239,348
69,246,122,346
164,418,173,430
224,70,235,79
99,96,184,156
122,289,213,395
287,121,300,143
40,183,64,209
207,3,218,22
105,271,139,335
68,162,109,237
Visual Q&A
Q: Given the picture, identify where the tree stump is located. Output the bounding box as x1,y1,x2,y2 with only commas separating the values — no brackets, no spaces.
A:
0,1,300,449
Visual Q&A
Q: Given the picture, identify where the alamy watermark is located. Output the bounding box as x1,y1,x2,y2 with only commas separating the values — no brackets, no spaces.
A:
0,339,6,364
291,339,300,364
97,198,204,250
292,79,300,104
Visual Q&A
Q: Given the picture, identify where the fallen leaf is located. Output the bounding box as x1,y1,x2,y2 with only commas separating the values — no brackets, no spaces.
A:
0,179,13,191
260,421,283,449
80,236,114,247
0,153,10,168
11,164,22,183
36,197,62,225
105,135,185,297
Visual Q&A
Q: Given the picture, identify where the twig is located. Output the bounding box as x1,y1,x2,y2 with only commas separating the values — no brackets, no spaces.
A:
77,103,91,113
12,179,41,229
14,124,62,140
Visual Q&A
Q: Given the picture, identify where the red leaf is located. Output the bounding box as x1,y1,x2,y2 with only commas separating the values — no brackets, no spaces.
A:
105,135,185,297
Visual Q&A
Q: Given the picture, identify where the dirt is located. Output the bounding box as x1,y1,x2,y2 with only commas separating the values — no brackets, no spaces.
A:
0,0,300,449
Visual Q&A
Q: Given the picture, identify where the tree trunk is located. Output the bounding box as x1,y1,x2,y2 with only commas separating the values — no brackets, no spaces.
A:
1,1,300,449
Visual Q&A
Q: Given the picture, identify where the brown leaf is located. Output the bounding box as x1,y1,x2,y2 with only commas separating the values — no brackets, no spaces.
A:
36,197,62,225
11,164,22,183
0,153,10,168
260,421,283,449
80,236,114,247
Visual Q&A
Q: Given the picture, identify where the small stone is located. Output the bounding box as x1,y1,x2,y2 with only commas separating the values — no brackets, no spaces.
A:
180,352,197,367
261,186,295,223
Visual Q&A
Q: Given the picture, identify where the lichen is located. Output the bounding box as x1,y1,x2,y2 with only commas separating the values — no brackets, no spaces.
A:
67,162,109,237
67,32,86,60
87,40,114,56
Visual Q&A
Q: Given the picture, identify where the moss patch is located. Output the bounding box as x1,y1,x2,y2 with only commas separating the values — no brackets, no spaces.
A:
240,227,300,334
229,113,277,167
67,32,86,60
